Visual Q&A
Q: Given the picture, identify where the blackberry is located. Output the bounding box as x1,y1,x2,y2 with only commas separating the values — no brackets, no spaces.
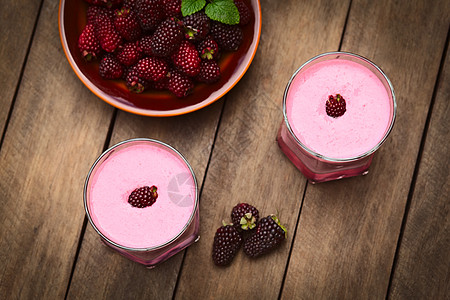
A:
196,60,221,84
99,54,124,79
212,224,243,266
95,10,122,52
78,23,101,61
210,21,242,51
197,36,219,60
243,215,287,258
182,11,210,41
234,0,251,25
162,0,181,17
231,203,259,231
115,41,142,66
114,7,142,41
151,17,183,57
326,94,346,118
139,35,153,56
128,185,158,208
136,0,165,31
125,65,150,93
171,40,201,77
168,69,194,97
135,57,169,82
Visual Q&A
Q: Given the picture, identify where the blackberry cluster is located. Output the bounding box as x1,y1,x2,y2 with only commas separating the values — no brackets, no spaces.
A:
212,203,287,266
78,0,252,98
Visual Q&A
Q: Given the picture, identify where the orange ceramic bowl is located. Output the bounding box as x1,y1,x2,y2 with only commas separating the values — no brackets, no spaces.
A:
58,0,261,117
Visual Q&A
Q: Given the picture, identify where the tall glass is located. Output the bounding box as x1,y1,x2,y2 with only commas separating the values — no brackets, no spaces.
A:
84,138,199,268
277,52,396,183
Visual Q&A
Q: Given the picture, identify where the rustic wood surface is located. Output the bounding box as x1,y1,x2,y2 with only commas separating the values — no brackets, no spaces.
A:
0,0,448,299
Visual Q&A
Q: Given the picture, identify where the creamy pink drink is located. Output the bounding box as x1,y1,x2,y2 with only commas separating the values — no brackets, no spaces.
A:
84,138,199,267
277,52,396,183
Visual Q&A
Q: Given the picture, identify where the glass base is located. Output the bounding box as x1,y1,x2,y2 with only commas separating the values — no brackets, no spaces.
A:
277,122,373,183
99,209,200,268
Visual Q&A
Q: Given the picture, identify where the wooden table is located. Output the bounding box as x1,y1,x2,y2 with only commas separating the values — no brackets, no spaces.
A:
1,0,448,299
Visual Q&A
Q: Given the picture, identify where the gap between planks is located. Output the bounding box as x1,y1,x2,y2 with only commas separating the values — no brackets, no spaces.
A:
277,1,353,298
385,25,450,300
0,0,45,151
64,108,118,300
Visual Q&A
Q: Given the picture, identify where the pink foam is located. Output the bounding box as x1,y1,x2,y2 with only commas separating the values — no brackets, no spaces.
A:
89,143,196,249
286,59,391,159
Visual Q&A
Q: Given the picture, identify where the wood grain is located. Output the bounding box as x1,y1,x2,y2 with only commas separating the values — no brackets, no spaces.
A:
281,0,449,299
174,0,350,298
0,0,42,135
388,43,449,299
0,0,114,298
66,102,224,300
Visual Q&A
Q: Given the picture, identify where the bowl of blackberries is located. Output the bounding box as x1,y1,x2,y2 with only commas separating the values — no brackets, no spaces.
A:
59,0,261,116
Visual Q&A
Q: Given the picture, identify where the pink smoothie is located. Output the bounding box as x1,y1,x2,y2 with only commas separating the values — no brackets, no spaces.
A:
87,142,196,249
286,59,391,159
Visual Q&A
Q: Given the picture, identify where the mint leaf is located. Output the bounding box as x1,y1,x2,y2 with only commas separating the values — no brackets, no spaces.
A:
181,0,206,17
205,0,240,25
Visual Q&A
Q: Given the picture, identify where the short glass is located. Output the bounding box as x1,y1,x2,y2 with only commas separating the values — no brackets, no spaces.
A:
84,138,199,268
277,52,396,183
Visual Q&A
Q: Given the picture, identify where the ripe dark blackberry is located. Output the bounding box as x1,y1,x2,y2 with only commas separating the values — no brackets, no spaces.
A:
124,0,138,9
326,94,346,118
87,5,102,24
116,41,142,66
128,185,158,208
151,17,183,57
243,215,287,258
162,0,181,17
168,70,194,97
171,40,201,77
210,21,243,51
126,64,150,93
231,203,259,231
234,0,251,25
114,7,142,41
196,60,221,84
182,11,210,41
197,36,219,60
139,35,153,56
99,54,124,79
136,0,165,31
135,57,169,82
212,224,243,266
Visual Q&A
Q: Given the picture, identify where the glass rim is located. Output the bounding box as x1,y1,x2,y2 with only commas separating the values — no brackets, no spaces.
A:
83,138,199,252
282,51,397,162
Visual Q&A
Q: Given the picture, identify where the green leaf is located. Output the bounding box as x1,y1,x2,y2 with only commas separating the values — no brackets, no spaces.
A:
205,0,240,25
181,0,206,17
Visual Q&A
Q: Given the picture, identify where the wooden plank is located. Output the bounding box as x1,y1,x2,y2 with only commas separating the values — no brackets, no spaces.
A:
388,45,449,299
281,0,449,299
0,0,42,136
66,103,224,299
174,0,350,298
0,0,114,298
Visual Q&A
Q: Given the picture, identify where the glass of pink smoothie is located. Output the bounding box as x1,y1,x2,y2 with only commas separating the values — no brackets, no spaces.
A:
84,138,199,267
277,52,396,183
